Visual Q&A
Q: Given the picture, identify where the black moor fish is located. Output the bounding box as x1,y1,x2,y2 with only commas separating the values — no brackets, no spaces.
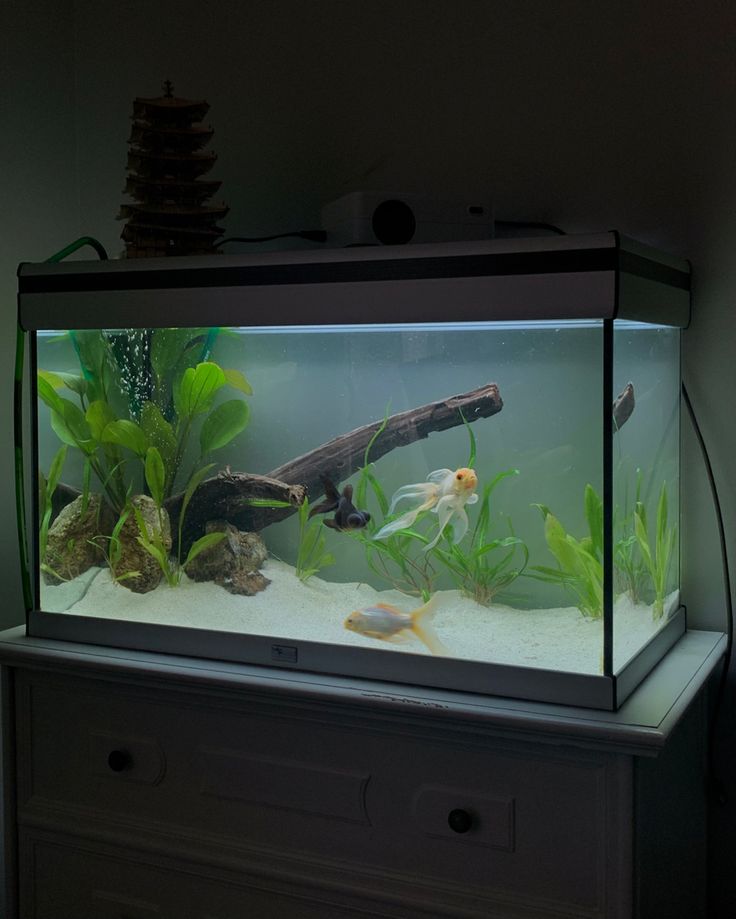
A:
309,475,371,531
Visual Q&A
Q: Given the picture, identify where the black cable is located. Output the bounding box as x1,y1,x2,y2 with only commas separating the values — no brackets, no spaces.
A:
495,220,566,236
218,230,327,246
682,381,733,805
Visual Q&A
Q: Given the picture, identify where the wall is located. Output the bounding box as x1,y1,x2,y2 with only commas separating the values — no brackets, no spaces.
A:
2,0,79,626
6,0,736,911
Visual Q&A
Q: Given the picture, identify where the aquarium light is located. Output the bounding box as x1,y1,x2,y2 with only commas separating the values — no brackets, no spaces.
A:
614,319,673,331
207,319,605,335
34,319,672,339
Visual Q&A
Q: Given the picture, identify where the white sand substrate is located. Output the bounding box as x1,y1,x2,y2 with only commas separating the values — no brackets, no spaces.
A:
41,559,677,675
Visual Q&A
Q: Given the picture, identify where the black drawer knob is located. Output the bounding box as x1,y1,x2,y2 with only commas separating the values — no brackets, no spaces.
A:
107,749,132,772
448,808,473,833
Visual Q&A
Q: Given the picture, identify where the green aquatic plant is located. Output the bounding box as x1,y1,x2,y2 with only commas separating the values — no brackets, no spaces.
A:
613,468,648,604
532,484,604,619
87,507,140,585
432,470,528,606
162,358,251,496
351,406,524,603
634,482,677,620
359,512,437,599
39,333,251,512
351,410,437,598
294,498,336,583
38,371,130,511
431,419,528,604
134,453,225,587
38,445,67,574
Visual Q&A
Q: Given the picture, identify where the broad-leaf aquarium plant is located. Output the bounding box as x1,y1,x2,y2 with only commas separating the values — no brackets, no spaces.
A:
37,330,251,590
532,484,604,619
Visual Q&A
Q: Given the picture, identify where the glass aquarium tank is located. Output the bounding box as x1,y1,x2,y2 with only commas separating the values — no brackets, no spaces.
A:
17,233,690,709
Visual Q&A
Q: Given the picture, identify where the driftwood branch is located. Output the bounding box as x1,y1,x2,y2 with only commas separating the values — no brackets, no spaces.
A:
50,382,504,553
168,382,503,551
269,380,503,506
165,473,307,555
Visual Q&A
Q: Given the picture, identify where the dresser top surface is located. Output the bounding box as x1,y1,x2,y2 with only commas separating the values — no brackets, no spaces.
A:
0,627,724,756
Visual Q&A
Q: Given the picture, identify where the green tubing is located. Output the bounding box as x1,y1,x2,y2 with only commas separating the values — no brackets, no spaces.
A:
14,236,108,613
46,235,108,263
14,325,33,613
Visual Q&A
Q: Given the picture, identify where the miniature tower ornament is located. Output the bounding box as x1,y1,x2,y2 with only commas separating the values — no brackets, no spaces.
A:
118,81,229,257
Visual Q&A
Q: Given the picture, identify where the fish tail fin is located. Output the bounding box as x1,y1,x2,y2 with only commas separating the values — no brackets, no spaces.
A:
373,507,421,540
374,492,439,541
309,474,340,518
411,594,449,656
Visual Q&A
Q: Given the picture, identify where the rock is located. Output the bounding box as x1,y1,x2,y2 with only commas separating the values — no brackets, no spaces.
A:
117,495,172,594
44,495,115,585
186,520,270,596
222,568,272,596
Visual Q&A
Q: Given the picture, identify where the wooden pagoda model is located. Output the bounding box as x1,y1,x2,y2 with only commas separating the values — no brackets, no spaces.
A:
119,81,228,257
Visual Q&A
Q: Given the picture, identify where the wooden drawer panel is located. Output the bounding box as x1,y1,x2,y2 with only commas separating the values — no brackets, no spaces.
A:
20,831,384,919
17,672,625,916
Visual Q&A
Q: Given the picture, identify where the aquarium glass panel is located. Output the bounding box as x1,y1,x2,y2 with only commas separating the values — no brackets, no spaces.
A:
35,320,607,677
612,320,680,673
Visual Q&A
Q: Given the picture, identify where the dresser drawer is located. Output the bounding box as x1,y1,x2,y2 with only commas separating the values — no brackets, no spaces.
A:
20,830,386,919
16,671,627,916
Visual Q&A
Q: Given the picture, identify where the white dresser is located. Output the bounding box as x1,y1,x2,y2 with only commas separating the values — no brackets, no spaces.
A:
0,627,724,919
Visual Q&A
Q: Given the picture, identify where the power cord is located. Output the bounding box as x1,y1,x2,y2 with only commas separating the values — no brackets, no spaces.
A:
220,224,565,246
218,230,326,247
495,220,566,236
682,382,733,805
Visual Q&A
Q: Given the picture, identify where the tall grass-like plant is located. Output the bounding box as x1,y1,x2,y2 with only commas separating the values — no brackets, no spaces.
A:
613,468,648,604
87,508,140,585
352,406,524,603
294,498,336,582
351,408,437,598
39,445,67,572
532,484,604,619
433,470,527,605
134,452,225,587
634,482,677,620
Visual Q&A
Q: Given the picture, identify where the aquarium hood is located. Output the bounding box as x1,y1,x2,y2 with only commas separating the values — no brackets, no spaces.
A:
18,232,690,332
18,232,690,711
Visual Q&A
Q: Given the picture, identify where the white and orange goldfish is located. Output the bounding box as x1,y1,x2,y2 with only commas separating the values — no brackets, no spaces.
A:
373,467,479,551
344,594,448,655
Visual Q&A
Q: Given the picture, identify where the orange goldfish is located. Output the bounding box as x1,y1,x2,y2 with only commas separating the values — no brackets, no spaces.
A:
344,594,448,655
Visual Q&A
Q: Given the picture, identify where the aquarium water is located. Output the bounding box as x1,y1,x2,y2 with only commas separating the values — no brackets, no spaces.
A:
19,235,689,708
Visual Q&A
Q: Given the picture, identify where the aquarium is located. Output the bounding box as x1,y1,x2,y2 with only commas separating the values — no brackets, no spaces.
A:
17,233,690,709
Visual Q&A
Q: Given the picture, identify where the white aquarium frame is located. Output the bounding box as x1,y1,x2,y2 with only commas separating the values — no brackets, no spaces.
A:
17,232,691,710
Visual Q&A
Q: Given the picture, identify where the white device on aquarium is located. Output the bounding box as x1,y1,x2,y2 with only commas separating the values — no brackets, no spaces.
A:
17,233,689,710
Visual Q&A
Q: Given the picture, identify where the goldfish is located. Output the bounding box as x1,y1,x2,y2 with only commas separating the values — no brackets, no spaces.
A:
308,474,371,531
344,594,448,655
373,467,479,551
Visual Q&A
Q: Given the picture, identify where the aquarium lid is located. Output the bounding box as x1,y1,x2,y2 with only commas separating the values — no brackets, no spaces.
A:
18,231,690,330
